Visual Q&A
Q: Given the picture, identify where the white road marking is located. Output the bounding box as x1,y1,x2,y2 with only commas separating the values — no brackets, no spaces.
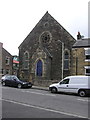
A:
1,86,56,96
21,90,56,97
77,98,89,102
2,98,89,119
0,86,11,89
1,85,90,102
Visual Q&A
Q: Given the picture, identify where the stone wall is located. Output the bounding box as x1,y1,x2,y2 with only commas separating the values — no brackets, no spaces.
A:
2,48,12,75
33,79,59,87
71,47,90,75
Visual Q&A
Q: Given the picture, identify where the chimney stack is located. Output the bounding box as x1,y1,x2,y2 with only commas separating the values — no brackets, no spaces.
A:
77,32,81,40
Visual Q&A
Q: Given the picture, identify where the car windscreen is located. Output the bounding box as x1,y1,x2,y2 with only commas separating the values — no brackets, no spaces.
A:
2,75,10,80
60,79,69,84
12,76,20,81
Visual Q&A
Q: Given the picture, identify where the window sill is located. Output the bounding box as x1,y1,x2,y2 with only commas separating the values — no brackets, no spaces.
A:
85,73,90,76
85,60,90,62
63,69,69,70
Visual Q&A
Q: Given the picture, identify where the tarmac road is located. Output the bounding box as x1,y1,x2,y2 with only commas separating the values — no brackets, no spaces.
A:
0,85,90,119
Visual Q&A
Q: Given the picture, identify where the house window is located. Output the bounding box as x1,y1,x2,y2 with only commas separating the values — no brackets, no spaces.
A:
6,69,10,74
0,69,3,74
85,66,90,75
64,50,69,70
23,51,29,69
36,60,43,76
6,57,10,65
84,48,90,61
86,55,90,60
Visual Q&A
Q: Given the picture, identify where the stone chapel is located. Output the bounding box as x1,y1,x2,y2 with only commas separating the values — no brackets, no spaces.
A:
18,11,76,86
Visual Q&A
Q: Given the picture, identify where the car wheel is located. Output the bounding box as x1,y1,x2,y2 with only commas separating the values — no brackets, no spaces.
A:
2,82,6,86
51,87,57,93
17,84,22,89
78,90,86,97
29,85,32,88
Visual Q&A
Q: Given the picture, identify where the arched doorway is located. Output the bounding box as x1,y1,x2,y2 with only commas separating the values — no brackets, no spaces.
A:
36,60,43,76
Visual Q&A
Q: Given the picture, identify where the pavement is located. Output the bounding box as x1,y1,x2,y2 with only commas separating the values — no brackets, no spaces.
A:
0,82,49,91
32,85,49,91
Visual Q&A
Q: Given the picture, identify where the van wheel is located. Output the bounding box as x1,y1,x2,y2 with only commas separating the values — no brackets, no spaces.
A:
78,90,86,97
17,84,22,89
51,87,57,93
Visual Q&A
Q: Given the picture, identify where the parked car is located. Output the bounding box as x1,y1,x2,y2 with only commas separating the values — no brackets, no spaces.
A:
49,76,90,97
1,75,33,88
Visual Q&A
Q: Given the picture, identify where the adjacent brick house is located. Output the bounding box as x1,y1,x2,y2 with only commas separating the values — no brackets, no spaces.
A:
72,38,90,76
18,12,76,86
0,43,13,76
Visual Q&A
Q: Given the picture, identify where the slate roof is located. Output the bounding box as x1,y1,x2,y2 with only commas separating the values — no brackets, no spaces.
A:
72,38,90,48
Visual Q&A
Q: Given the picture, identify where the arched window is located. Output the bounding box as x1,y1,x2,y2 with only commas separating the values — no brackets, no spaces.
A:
25,52,29,60
23,51,29,69
36,60,43,76
64,50,69,70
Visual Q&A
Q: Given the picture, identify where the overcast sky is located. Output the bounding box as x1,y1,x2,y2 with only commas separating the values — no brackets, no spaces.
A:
0,0,89,55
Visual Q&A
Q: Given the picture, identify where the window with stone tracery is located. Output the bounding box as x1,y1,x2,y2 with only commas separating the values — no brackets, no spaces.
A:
40,31,51,44
64,50,70,70
36,59,43,76
23,51,29,69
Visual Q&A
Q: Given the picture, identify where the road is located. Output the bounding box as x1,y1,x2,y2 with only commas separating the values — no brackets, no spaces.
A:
0,84,90,119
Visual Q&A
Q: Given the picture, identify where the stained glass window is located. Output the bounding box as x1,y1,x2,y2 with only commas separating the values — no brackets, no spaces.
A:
36,60,43,76
64,51,69,70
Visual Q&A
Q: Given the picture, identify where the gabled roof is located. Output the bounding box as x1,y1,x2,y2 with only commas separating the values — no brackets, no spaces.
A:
19,11,76,48
72,38,90,48
2,48,12,56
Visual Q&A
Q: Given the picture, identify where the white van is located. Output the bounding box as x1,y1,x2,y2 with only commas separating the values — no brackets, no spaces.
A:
49,76,90,97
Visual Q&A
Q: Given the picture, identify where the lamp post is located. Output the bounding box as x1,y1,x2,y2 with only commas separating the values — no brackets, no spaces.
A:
58,40,64,79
